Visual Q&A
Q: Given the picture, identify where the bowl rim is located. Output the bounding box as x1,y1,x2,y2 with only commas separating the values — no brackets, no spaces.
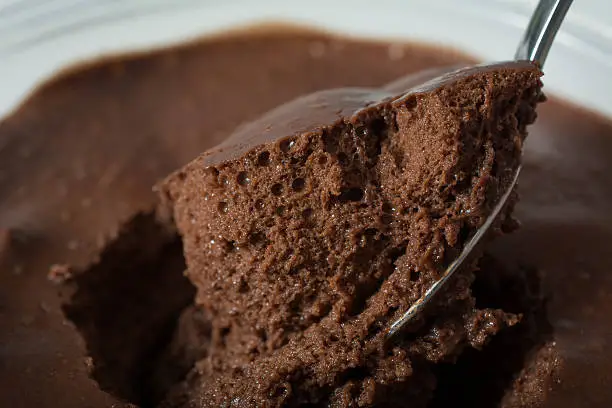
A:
1,0,611,119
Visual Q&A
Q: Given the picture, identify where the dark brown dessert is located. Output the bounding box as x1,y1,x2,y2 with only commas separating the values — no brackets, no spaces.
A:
158,62,542,406
60,213,192,406
1,29,478,408
2,27,612,408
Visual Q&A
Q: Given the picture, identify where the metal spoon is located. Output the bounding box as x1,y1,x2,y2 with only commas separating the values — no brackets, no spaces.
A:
387,0,574,339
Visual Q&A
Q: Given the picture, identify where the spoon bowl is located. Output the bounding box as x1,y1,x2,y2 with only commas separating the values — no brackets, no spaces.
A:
386,0,575,339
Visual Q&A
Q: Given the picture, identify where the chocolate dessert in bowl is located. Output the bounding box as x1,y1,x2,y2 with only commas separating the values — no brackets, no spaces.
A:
0,1,611,407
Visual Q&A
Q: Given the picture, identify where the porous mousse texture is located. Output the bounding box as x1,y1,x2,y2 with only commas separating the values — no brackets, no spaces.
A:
158,61,544,407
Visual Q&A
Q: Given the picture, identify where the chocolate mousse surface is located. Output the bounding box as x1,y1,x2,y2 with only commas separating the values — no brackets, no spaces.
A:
159,62,542,406
0,26,611,408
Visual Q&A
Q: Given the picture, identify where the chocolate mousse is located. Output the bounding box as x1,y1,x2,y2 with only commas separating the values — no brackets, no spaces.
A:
158,61,543,406
2,27,612,408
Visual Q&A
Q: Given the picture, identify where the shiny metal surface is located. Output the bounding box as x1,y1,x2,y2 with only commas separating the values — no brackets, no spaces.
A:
515,0,574,65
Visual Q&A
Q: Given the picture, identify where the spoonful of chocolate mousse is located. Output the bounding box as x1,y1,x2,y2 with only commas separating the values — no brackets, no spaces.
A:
156,1,572,406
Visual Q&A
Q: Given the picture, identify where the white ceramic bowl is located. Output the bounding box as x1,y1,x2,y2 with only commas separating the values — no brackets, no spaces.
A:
0,0,611,120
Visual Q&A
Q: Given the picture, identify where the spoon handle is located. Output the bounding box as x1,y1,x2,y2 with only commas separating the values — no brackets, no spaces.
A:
515,0,574,66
